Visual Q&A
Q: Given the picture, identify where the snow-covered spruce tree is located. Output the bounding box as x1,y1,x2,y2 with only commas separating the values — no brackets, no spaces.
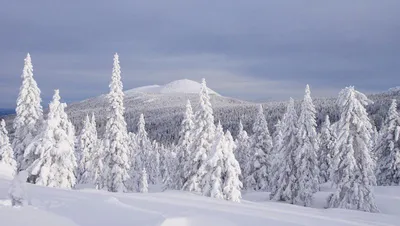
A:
293,85,319,207
270,98,299,203
234,120,250,187
0,119,17,175
149,140,160,184
24,90,77,188
9,171,29,207
376,99,400,186
139,168,149,193
223,130,242,202
328,86,378,212
162,146,178,191
176,99,195,190
272,119,283,150
269,119,283,191
90,114,104,190
200,122,224,199
183,78,216,192
76,114,98,186
245,105,273,191
13,53,43,171
318,115,336,183
131,114,153,191
103,53,130,192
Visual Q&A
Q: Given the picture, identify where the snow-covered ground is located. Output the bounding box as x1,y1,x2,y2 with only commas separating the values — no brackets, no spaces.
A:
1,178,400,226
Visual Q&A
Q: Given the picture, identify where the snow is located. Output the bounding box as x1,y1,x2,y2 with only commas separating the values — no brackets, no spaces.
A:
1,178,400,226
125,79,220,96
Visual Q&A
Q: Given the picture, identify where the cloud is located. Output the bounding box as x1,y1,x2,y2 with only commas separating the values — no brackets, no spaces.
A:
0,0,399,107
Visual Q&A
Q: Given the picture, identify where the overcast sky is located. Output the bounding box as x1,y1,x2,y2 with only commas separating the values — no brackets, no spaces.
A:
1,1,399,107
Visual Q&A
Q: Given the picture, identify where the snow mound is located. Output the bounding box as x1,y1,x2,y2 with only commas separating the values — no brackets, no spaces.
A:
125,79,219,96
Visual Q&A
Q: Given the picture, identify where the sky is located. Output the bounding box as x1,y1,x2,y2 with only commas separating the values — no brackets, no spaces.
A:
0,1,399,107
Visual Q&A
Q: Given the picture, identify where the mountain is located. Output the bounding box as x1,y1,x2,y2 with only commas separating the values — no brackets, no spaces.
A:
125,79,220,96
3,80,400,144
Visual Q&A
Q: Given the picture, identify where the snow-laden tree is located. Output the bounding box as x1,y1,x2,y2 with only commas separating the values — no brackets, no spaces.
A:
0,119,17,175
328,86,378,212
9,171,29,207
318,115,336,183
176,99,195,189
200,122,224,199
270,98,299,203
149,140,160,184
161,146,178,191
103,53,130,192
234,120,250,186
24,90,77,188
76,114,100,186
13,53,43,171
269,119,283,190
183,78,216,192
90,114,104,190
293,85,319,206
245,105,273,191
139,168,149,193
223,130,242,202
376,99,400,186
272,119,283,150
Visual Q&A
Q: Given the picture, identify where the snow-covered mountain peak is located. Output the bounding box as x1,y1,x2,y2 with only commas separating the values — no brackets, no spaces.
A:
125,79,219,95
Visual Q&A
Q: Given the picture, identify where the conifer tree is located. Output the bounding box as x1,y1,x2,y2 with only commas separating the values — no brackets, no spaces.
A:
293,85,319,206
245,105,273,191
90,114,104,189
103,53,130,192
223,131,242,202
13,53,43,171
200,122,224,199
0,119,17,175
328,86,378,212
234,120,250,186
177,100,195,189
76,114,98,186
9,171,29,207
376,99,400,186
318,115,336,183
270,98,299,203
139,168,149,193
25,90,77,188
183,79,216,192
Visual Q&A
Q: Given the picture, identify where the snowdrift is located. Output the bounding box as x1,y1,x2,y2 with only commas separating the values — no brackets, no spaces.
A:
1,178,400,226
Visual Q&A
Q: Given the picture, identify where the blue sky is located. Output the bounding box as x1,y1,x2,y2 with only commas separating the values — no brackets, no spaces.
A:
1,1,399,107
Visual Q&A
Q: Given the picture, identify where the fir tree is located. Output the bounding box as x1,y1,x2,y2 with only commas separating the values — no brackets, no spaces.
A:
245,105,273,191
223,130,242,202
183,78,216,192
13,53,43,171
139,168,149,193
9,171,29,207
103,53,130,192
376,99,400,186
293,85,319,206
25,90,77,188
76,114,98,185
0,119,17,175
176,99,195,189
328,86,378,212
200,122,224,199
270,98,299,203
318,115,336,183
234,120,250,187
90,114,104,189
